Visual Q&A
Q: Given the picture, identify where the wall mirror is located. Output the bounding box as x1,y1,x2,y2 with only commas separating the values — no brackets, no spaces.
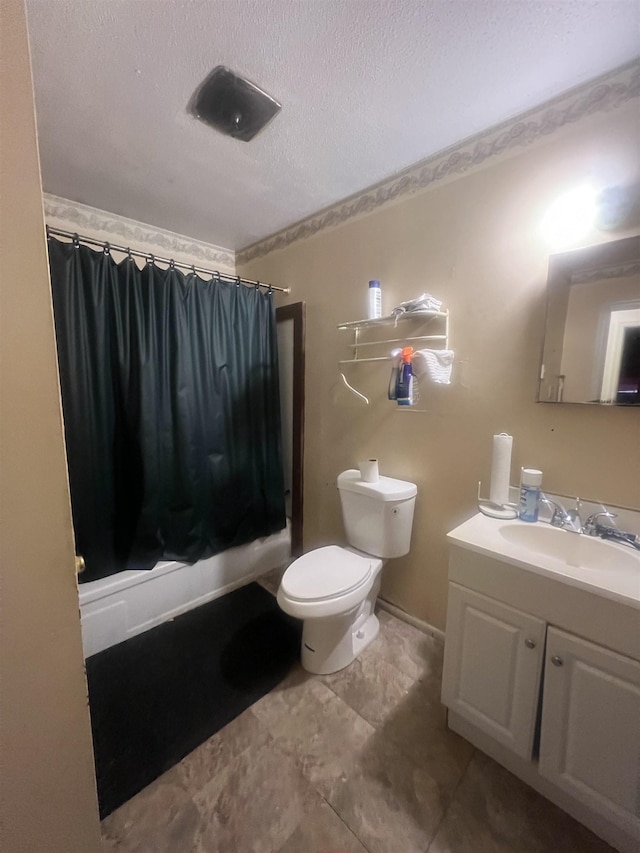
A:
538,235,640,405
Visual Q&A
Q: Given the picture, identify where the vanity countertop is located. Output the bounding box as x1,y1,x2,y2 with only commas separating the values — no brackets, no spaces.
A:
448,513,640,610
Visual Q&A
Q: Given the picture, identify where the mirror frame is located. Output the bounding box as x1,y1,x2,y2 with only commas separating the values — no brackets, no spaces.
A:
538,234,640,405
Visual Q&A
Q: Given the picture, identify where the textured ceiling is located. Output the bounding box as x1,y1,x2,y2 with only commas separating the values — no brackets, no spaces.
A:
26,0,640,251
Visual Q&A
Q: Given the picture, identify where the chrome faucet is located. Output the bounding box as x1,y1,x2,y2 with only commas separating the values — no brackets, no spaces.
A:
583,511,640,551
582,510,618,536
540,494,583,533
539,497,640,550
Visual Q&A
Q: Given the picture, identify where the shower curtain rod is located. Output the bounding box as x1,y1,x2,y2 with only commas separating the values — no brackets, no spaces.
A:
45,226,290,294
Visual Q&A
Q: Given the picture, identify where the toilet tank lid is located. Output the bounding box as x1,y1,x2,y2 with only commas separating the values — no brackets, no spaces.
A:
337,469,417,501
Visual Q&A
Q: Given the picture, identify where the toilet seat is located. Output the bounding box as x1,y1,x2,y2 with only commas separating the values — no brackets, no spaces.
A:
278,545,380,619
281,545,372,601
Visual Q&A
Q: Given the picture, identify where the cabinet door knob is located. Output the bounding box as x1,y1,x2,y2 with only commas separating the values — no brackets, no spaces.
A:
551,655,563,667
524,639,536,649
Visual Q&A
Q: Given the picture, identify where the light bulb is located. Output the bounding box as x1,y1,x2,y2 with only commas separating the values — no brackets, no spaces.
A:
541,185,597,249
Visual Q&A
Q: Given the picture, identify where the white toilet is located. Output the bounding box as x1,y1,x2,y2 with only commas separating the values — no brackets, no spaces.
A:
277,469,417,674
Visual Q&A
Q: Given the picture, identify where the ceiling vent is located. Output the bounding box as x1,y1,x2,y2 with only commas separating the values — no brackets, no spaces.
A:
188,66,281,142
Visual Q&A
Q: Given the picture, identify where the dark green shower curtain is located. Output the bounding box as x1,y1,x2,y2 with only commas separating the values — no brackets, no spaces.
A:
48,237,285,583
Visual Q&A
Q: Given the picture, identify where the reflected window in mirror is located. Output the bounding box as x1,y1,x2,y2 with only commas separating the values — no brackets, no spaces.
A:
538,236,640,406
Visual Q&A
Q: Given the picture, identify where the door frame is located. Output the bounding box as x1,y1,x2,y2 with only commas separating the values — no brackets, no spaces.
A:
276,302,305,557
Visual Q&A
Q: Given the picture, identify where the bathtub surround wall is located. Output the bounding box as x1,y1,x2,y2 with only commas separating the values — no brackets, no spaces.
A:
0,1,102,850
239,70,640,632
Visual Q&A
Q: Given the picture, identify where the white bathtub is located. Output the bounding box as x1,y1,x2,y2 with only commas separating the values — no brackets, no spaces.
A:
78,524,291,658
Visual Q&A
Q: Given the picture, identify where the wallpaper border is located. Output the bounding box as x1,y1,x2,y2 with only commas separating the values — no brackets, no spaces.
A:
238,61,640,265
43,194,236,272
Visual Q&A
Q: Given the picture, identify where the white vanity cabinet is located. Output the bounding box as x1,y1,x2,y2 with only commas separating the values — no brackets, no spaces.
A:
442,517,640,853
441,584,545,759
539,627,640,842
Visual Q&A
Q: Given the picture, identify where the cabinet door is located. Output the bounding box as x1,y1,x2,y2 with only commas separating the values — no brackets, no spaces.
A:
539,627,640,842
441,583,546,759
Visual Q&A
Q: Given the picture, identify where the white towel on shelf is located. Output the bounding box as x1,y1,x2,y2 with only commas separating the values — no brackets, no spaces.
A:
391,292,443,318
412,349,454,384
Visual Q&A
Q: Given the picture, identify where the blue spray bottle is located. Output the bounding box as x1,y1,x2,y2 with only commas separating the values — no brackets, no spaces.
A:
396,347,415,406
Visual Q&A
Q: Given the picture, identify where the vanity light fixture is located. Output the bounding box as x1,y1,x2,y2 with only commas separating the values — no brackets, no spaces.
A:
540,185,597,249
595,183,640,231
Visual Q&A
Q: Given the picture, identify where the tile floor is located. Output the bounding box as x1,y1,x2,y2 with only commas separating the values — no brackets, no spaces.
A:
101,571,616,853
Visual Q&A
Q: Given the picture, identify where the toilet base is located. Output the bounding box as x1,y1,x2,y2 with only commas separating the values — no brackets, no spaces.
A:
300,611,380,674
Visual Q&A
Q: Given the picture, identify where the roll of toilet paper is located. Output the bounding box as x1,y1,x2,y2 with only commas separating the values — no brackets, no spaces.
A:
489,434,512,507
359,458,379,483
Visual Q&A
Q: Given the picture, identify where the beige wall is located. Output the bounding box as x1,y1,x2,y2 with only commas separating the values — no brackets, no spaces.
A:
240,101,640,631
0,2,102,850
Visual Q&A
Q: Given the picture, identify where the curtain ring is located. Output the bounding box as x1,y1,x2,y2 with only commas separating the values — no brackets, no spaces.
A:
235,276,241,288
127,247,133,261
214,271,221,283
72,233,80,248
254,281,260,291
191,264,197,275
169,258,175,269
267,284,273,295
103,242,111,255
147,253,155,266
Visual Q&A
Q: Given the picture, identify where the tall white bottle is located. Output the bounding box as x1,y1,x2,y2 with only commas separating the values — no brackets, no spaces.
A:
368,280,382,319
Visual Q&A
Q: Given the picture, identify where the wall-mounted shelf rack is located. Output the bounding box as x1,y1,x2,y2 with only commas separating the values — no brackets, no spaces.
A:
337,310,449,364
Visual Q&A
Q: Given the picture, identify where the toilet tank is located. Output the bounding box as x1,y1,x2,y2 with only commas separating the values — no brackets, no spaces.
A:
337,469,417,558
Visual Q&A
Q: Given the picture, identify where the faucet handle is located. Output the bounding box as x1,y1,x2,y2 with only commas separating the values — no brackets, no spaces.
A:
566,497,582,521
539,494,569,527
583,510,617,535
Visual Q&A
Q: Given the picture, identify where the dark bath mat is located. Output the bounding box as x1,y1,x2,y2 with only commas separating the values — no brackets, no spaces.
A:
86,582,300,819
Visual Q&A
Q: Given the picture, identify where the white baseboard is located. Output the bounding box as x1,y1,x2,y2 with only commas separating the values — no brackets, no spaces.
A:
377,597,445,643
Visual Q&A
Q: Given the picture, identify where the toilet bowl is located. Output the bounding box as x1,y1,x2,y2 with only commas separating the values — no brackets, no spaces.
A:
277,470,417,674
277,545,384,673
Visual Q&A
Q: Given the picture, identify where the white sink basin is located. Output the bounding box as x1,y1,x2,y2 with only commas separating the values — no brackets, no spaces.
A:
498,523,640,573
447,513,640,608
